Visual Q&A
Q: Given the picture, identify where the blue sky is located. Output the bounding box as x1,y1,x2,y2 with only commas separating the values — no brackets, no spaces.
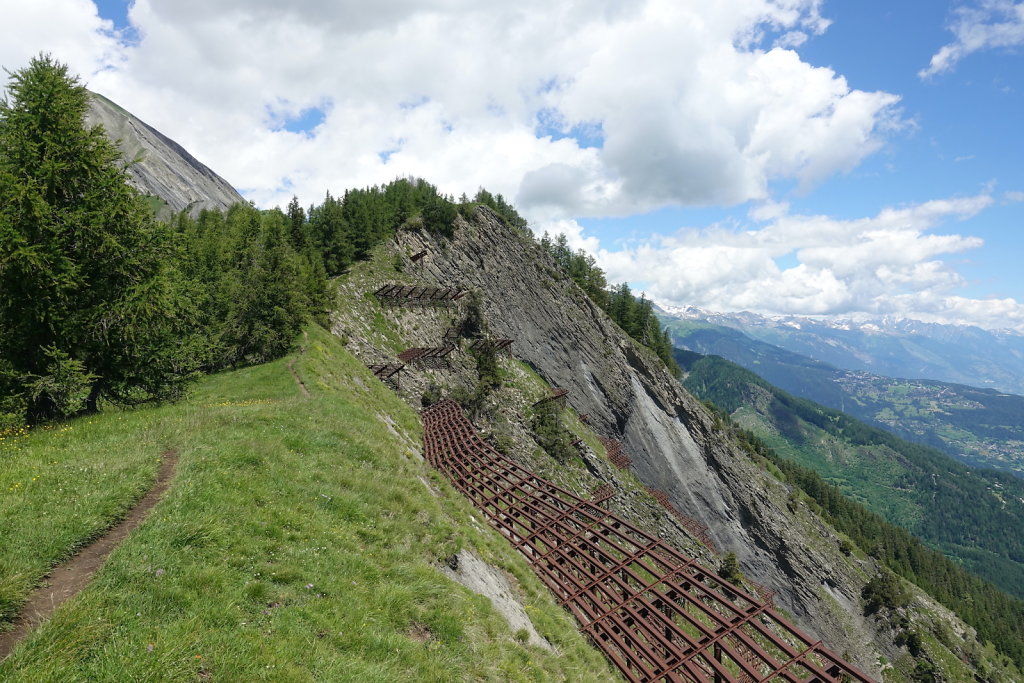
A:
792,1,1022,299
579,1,1024,306
803,1,1023,303
93,0,129,30
4,0,1024,329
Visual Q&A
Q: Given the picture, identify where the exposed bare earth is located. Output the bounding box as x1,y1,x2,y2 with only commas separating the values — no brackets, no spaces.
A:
0,450,179,660
287,359,311,397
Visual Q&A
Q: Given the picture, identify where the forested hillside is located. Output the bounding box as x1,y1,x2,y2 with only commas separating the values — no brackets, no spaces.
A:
675,351,1024,596
665,318,1024,476
675,350,1024,658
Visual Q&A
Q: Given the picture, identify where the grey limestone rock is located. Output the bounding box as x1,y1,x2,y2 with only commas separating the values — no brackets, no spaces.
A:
86,92,244,218
395,207,1005,680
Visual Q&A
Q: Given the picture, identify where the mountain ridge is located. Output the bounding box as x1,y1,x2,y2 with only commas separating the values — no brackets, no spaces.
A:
660,303,1024,338
659,304,1024,395
85,91,244,218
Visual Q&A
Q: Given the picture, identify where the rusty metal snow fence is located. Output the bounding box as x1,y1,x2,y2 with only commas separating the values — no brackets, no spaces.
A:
421,400,875,683
373,284,466,306
367,363,404,389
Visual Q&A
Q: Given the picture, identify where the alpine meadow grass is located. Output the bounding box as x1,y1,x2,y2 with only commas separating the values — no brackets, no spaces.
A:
0,325,617,681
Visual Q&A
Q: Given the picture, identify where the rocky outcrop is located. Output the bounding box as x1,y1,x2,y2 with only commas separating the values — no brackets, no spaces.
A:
86,92,243,218
393,208,1006,680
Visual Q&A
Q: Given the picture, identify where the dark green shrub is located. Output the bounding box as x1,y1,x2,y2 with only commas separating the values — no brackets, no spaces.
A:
862,571,910,615
530,399,575,463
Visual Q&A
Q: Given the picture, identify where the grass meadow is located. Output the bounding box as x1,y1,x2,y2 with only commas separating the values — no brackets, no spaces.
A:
0,325,616,681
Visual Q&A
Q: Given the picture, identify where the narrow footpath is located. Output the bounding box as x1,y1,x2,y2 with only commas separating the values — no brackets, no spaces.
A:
0,449,179,660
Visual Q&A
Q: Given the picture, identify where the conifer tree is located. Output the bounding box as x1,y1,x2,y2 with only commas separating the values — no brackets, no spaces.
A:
285,195,307,249
0,55,199,420
308,191,352,275
217,208,308,365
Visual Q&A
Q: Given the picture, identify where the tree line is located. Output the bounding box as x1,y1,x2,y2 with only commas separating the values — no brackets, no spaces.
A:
538,232,679,374
0,55,462,428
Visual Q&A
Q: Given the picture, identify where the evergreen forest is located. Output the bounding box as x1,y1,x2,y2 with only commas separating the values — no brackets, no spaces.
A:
0,56,465,430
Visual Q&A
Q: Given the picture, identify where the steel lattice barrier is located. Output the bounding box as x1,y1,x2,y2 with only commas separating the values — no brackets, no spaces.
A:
373,284,466,305
601,437,633,470
422,400,875,683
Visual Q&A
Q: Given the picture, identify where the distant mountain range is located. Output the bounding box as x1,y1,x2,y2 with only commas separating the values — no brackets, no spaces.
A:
660,304,1024,395
659,309,1024,477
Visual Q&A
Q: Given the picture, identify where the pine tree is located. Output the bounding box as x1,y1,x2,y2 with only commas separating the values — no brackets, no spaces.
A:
0,55,200,420
285,195,307,249
217,209,307,366
308,191,352,275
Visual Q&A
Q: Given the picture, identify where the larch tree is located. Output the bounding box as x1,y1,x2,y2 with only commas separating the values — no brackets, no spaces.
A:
0,55,200,422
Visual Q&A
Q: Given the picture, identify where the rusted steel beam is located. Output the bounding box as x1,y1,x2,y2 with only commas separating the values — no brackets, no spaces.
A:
368,363,403,379
468,338,515,352
366,363,404,389
746,579,776,607
600,437,633,470
533,387,569,407
649,489,718,554
421,400,876,683
432,410,772,679
397,347,427,362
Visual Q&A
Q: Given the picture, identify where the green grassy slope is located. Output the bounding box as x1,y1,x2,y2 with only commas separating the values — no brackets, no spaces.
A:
0,325,617,681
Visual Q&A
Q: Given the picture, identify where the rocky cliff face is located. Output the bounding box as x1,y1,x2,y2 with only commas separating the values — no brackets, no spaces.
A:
389,209,1011,681
86,92,243,217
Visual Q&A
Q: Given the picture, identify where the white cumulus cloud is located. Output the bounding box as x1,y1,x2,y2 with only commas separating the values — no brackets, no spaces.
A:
921,0,1024,78
10,2,1016,328
3,0,900,219
572,193,1024,329
0,0,124,83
